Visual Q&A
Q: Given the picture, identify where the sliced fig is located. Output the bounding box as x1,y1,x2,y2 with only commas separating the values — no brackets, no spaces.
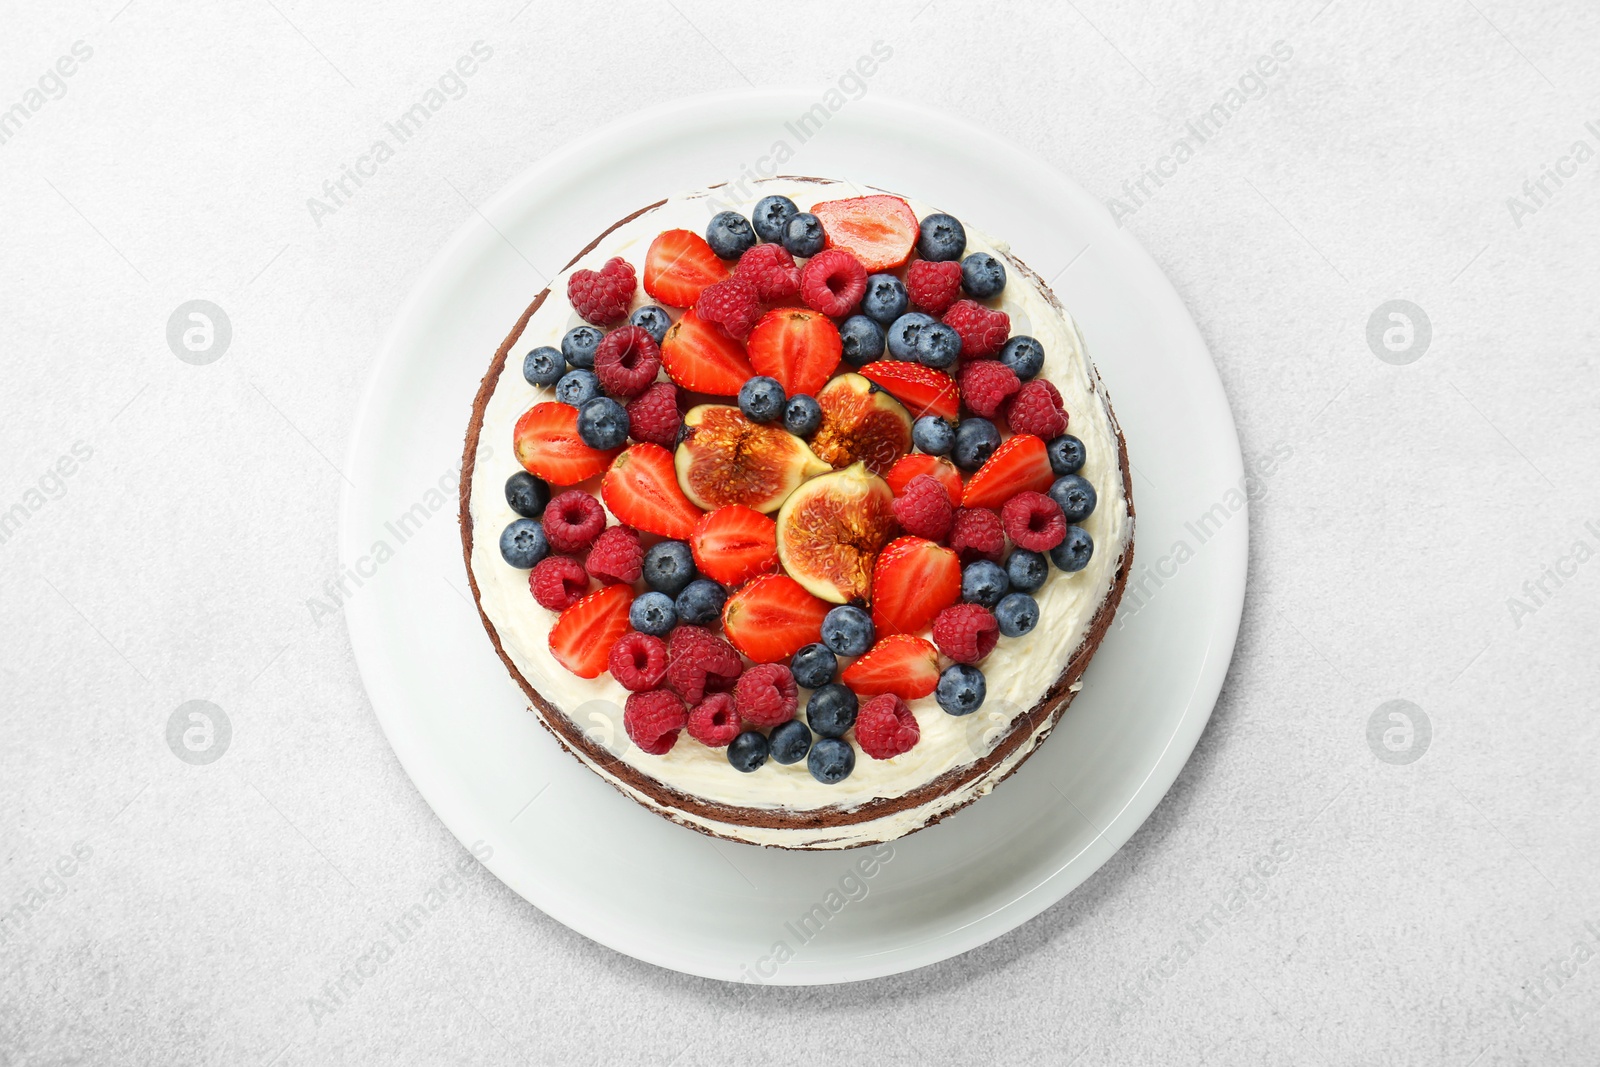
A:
775,462,896,604
808,373,912,477
675,404,829,514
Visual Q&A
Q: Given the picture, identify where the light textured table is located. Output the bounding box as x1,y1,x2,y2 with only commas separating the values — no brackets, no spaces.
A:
4,1,1597,1063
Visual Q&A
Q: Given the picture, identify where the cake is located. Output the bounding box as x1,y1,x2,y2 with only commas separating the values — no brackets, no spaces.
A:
460,178,1132,850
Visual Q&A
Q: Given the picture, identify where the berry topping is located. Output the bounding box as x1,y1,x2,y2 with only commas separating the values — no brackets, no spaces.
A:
748,308,843,397
542,489,606,553
871,536,961,636
951,417,1001,472
499,519,549,569
695,276,763,341
523,345,564,387
643,229,730,308
808,737,855,783
820,604,874,656
961,559,1011,609
555,368,602,408
687,692,741,748
505,471,550,518
1002,491,1067,552
839,315,885,366
856,693,920,760
727,730,770,772
666,625,743,704
906,259,964,315
944,299,1010,358
800,249,868,318
936,663,986,716
737,375,787,423
1007,548,1050,591
962,434,1054,508
592,326,662,399
1047,433,1086,476
961,252,1007,299
911,415,954,455
949,506,1005,563
811,195,918,271
548,584,633,678
932,602,1000,664
916,213,967,262
783,212,825,257
734,662,799,727
914,322,962,369
998,335,1045,380
529,555,589,611
602,443,702,540
752,194,799,242
734,242,802,302
514,402,624,486
675,578,727,628
625,381,683,448
643,539,697,595
861,273,909,325
723,574,831,664
1050,524,1095,572
769,719,813,765
628,590,678,637
957,359,1021,418
995,591,1039,637
691,505,778,587
566,256,636,325
789,643,837,689
706,211,757,260
659,308,757,396
1005,379,1068,440
609,631,669,691
586,525,643,585
1049,474,1098,523
783,394,823,437
577,396,629,450
628,304,672,344
805,683,858,738
890,474,956,542
839,634,940,698
885,453,963,505
561,325,603,369
886,312,935,361
624,689,687,755
858,361,960,421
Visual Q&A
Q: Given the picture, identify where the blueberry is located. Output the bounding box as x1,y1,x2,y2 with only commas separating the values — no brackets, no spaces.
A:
706,211,756,260
790,643,837,689
917,213,966,262
1050,525,1094,572
999,336,1045,380
914,322,962,368
628,305,671,344
523,345,565,387
961,252,1007,298
805,684,858,738
576,396,629,449
498,519,548,568
783,395,822,437
783,212,825,257
555,368,600,407
994,592,1039,637
504,471,549,518
962,559,1010,608
769,719,813,765
675,579,726,626
1006,548,1049,592
861,273,909,325
643,540,697,595
629,591,677,636
561,325,603,369
1049,474,1097,523
936,663,986,716
886,312,935,361
752,194,799,242
807,737,855,784
739,376,786,423
953,418,1001,471
839,315,885,365
1047,434,1086,475
821,605,873,656
728,730,769,772
912,415,954,455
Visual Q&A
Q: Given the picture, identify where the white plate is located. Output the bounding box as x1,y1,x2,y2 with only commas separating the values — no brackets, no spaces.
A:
341,90,1245,984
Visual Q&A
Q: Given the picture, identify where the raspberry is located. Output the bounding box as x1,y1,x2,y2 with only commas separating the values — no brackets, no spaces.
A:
1004,379,1067,439
799,249,868,317
949,507,1005,563
932,603,1000,664
567,256,636,325
944,299,1010,357
733,663,798,727
735,243,801,302
623,688,687,755
891,474,954,542
906,260,963,315
695,276,762,340
585,526,642,585
593,326,661,399
855,694,920,760
626,381,681,447
529,555,589,610
609,631,667,691
686,692,741,747
957,360,1021,418
543,490,606,553
1001,491,1067,552
666,625,743,704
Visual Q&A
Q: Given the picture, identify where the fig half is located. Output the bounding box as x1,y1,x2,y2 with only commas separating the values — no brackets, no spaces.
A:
808,373,912,477
675,404,829,514
775,462,896,604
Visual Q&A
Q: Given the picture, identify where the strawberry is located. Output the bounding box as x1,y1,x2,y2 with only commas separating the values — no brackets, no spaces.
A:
601,443,702,540
691,505,778,587
858,361,960,421
884,453,964,507
811,195,919,272
871,536,961,636
513,402,623,486
548,584,633,678
961,434,1054,509
660,308,757,396
643,229,730,308
747,308,842,398
840,634,940,699
721,574,830,664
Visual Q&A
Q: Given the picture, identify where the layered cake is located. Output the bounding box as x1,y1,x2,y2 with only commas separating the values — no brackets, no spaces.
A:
460,178,1132,850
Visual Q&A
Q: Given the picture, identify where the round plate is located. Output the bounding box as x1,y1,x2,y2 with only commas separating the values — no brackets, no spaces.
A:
342,90,1245,984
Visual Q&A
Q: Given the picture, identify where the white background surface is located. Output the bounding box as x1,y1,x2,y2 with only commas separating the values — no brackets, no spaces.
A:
3,1,1597,1063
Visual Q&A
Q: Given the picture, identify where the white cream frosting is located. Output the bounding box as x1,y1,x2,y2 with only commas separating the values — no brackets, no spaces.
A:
467,179,1130,849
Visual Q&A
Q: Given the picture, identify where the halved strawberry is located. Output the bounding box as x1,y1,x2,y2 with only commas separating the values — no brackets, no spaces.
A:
858,361,960,421
871,536,961,636
513,402,623,485
660,307,757,395
961,434,1054,509
691,505,778,587
884,453,964,506
811,195,919,272
840,634,940,698
643,229,731,308
722,574,830,664
548,584,633,678
602,443,702,540
747,308,842,398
